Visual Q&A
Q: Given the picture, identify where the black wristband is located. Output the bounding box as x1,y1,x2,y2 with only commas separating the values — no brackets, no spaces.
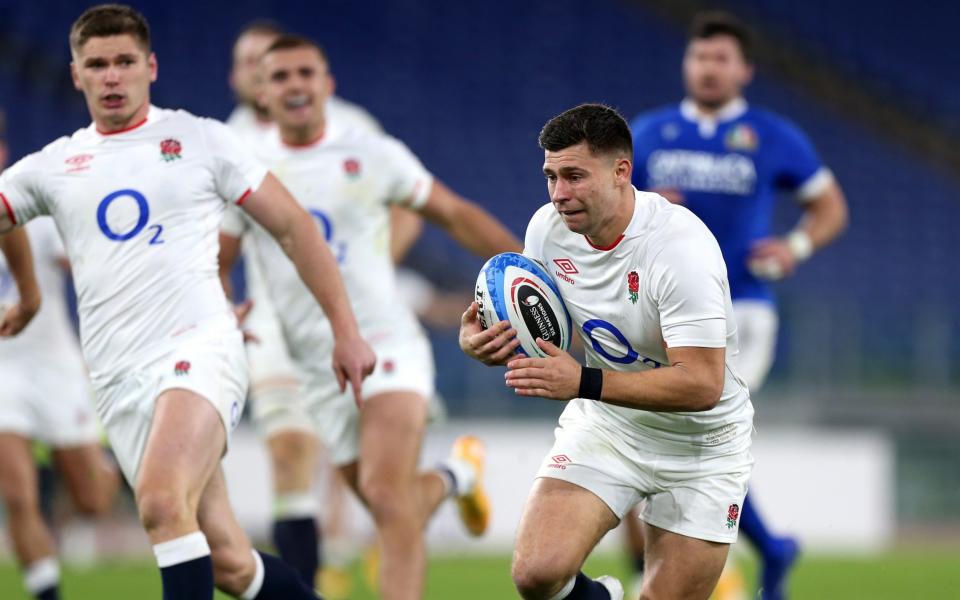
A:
578,367,603,400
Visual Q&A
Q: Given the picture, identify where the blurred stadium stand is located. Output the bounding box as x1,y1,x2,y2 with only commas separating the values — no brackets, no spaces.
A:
0,0,956,536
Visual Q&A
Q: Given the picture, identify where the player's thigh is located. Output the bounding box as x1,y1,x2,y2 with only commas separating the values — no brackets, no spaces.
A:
731,300,779,391
266,429,319,493
513,478,620,585
136,388,226,503
641,522,729,600
357,391,428,499
197,466,255,593
0,433,39,506
52,443,117,513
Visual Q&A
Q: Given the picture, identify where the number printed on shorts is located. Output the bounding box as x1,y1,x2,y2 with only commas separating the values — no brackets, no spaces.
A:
582,319,663,368
96,189,164,244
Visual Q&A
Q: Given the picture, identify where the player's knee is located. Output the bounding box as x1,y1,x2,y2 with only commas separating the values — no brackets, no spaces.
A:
1,483,38,516
211,545,255,595
136,487,190,533
511,551,578,600
360,478,417,528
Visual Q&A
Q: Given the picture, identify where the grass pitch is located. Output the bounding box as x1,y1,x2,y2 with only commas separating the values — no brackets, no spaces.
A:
2,549,959,598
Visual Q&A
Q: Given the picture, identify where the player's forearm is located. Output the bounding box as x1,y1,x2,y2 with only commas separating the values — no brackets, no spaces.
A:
0,228,40,305
217,233,241,300
796,182,849,250
599,364,722,412
284,217,361,339
445,201,522,257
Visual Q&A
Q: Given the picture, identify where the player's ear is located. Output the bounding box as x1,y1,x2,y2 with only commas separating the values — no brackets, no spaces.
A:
70,62,82,91
327,73,337,96
614,156,632,184
148,52,158,83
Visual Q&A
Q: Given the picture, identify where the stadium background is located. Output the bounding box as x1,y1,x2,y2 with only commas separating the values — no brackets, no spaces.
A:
1,0,958,598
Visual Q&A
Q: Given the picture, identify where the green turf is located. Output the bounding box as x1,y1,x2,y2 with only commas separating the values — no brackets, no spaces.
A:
2,549,959,599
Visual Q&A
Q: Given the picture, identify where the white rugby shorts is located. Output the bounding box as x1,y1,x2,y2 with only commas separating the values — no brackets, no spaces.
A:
0,352,99,447
536,420,753,544
93,316,248,485
731,300,779,393
292,327,436,466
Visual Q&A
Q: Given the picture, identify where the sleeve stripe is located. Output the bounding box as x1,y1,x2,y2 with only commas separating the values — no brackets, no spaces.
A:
234,188,253,206
0,192,17,225
796,167,834,202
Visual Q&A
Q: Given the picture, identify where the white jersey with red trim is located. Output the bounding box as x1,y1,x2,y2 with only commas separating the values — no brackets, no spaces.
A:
0,218,85,369
523,189,753,453
0,105,266,384
231,122,432,355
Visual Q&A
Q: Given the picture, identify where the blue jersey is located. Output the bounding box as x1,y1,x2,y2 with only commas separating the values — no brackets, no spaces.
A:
630,99,827,303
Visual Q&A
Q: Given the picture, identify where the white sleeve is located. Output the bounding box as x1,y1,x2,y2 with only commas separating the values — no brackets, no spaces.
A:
0,153,51,225
379,135,434,209
647,222,729,349
221,204,250,238
201,118,269,205
522,204,553,263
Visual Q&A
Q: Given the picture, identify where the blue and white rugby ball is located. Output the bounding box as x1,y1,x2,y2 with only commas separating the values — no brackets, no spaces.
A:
475,252,572,358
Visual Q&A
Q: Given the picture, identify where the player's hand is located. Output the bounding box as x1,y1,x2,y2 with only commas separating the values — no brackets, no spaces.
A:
0,294,41,337
459,302,520,366
504,338,581,400
748,237,797,281
332,334,377,408
232,300,260,344
653,187,685,205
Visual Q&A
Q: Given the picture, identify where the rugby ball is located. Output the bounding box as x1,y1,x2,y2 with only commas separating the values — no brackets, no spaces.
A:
475,252,572,358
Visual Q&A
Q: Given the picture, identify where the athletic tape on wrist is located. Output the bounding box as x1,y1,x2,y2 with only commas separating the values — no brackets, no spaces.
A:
786,229,814,262
578,367,603,400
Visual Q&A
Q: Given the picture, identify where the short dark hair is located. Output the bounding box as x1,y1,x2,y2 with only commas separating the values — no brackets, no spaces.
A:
689,11,753,63
539,104,633,159
70,4,150,54
234,20,283,48
264,34,329,64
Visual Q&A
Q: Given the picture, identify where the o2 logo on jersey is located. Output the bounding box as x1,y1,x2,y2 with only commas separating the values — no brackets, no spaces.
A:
96,189,164,245
309,208,347,264
582,319,663,368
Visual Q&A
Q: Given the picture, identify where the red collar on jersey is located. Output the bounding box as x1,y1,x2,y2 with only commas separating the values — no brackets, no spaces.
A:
585,233,625,251
96,117,149,136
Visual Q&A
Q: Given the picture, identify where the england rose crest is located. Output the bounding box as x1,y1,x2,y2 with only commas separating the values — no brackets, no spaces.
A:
726,503,740,529
174,360,191,376
627,270,639,304
160,138,182,162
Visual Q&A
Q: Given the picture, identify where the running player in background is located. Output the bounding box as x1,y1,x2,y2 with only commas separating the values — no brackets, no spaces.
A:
629,11,849,600
1,110,121,600
0,5,376,598
461,103,755,600
226,22,413,594
219,35,521,600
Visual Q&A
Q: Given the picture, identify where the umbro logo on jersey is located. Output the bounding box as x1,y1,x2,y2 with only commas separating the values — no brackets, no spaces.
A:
65,154,94,173
553,258,578,284
174,360,191,376
160,138,183,162
627,270,639,304
344,158,362,178
548,454,572,470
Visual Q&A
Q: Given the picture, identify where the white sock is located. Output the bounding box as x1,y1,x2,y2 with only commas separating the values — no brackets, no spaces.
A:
240,550,265,600
439,457,476,497
273,491,318,520
548,575,577,600
24,556,60,594
153,531,211,568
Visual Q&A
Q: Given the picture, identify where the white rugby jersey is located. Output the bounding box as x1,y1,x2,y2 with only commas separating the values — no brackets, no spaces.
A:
225,98,382,318
225,122,431,358
524,189,753,453
0,106,267,384
0,218,85,369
